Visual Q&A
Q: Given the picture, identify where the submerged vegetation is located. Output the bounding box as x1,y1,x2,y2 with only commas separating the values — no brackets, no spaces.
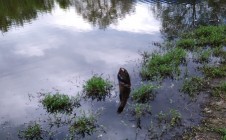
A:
42,93,81,114
169,109,181,127
18,123,43,140
181,77,208,97
156,109,182,127
131,103,152,119
194,49,212,63
69,113,99,138
83,75,113,101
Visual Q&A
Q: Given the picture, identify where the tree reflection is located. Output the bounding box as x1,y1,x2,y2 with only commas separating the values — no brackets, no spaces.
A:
0,0,135,32
149,0,226,39
74,0,135,29
56,0,72,9
0,0,54,32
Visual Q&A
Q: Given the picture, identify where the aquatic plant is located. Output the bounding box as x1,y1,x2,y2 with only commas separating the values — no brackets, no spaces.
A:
42,93,80,114
169,109,181,127
181,77,207,97
69,113,98,138
194,49,212,63
201,66,226,78
213,82,226,96
132,84,157,103
176,39,196,50
83,75,112,101
18,123,42,140
139,50,151,64
194,25,226,45
157,111,167,123
131,103,152,119
179,25,226,48
212,46,225,57
141,47,186,80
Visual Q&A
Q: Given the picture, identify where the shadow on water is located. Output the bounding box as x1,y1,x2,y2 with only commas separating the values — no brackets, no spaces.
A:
0,0,226,139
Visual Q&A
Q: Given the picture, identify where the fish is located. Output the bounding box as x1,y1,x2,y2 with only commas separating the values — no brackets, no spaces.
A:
117,68,131,113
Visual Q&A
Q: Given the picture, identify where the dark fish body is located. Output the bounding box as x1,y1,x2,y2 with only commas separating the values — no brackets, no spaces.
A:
117,68,131,113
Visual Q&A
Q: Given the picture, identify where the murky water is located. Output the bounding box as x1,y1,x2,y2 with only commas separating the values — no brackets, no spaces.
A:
0,0,225,139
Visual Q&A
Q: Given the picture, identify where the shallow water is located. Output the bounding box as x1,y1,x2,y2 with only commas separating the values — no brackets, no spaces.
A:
0,0,226,139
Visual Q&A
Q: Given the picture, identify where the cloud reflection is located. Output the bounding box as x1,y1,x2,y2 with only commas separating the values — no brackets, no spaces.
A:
110,3,160,34
51,5,93,31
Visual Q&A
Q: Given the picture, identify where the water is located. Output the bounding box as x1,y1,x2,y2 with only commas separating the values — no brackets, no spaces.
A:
0,0,225,139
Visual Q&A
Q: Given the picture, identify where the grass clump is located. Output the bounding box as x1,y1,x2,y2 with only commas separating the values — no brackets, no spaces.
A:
176,39,196,50
202,66,226,78
156,109,181,127
83,75,112,101
132,84,157,103
169,109,181,127
69,113,98,138
42,93,80,114
179,25,226,47
157,111,167,123
141,48,186,80
194,49,212,63
131,103,152,119
213,82,226,96
181,77,207,97
213,46,225,57
194,26,226,45
18,123,42,140
213,128,226,140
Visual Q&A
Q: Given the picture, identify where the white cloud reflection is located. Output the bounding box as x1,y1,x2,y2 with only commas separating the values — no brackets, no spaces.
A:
110,3,160,34
50,6,93,31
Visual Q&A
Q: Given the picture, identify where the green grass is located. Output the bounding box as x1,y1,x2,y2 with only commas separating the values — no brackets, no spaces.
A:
194,49,212,63
42,93,80,114
83,75,112,101
69,113,98,138
176,39,196,50
215,128,226,140
213,46,225,57
156,109,181,127
201,66,226,78
178,25,226,49
213,82,226,96
181,77,207,97
18,123,42,140
194,26,226,45
132,84,157,103
169,109,181,127
131,103,152,119
157,111,167,123
141,47,186,80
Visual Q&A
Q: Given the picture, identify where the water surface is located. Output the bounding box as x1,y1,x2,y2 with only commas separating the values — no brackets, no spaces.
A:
0,0,225,139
